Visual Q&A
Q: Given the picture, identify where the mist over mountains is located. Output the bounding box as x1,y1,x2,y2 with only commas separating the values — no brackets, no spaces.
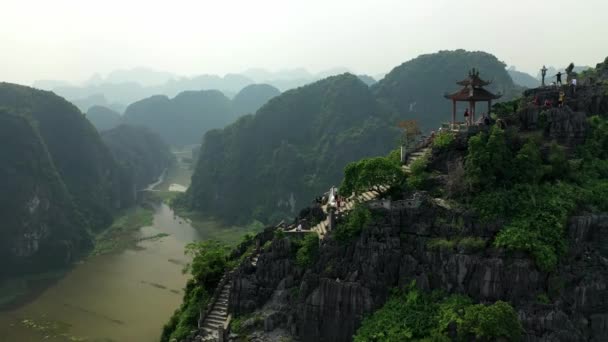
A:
33,67,376,114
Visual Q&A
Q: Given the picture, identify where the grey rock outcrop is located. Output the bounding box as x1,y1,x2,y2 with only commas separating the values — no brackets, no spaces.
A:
227,203,608,341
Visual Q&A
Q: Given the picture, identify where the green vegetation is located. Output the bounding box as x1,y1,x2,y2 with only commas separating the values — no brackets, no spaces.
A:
354,284,522,341
457,237,486,253
373,49,520,131
461,121,608,271
86,105,121,131
406,153,431,190
0,83,177,276
490,98,522,119
427,238,456,252
123,90,235,146
101,124,174,190
295,233,320,267
233,84,281,116
340,156,405,196
432,131,455,150
0,108,88,276
334,204,372,242
427,237,486,253
91,206,155,256
161,241,231,342
537,293,551,304
183,74,400,224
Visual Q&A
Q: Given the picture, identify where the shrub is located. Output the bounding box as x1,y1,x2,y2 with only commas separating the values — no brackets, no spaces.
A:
537,293,551,304
427,238,456,252
457,237,486,253
354,285,522,342
340,156,405,195
460,301,523,341
432,131,455,150
296,233,319,267
333,204,372,242
274,229,285,240
407,154,431,190
160,241,229,341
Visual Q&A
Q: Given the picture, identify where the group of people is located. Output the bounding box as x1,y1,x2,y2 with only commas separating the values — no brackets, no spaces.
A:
533,90,567,109
541,65,578,94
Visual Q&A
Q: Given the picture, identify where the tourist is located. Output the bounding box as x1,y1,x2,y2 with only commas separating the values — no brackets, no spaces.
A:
555,71,563,86
296,223,302,231
544,99,552,108
464,108,470,125
558,90,565,108
571,78,577,95
483,114,491,126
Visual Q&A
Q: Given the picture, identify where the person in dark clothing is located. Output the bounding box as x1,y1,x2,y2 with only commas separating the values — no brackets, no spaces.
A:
483,114,490,126
555,72,563,86
464,108,470,125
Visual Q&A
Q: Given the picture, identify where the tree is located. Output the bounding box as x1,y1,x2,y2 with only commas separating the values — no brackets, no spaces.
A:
464,132,490,191
513,139,544,184
486,126,513,184
340,156,404,196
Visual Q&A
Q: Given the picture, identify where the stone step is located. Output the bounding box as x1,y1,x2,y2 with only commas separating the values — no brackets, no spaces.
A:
201,330,218,339
205,311,228,321
209,307,228,316
213,306,227,313
204,318,224,327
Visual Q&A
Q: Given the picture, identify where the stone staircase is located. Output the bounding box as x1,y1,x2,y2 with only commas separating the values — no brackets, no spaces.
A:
402,147,430,173
309,146,431,239
200,274,232,341
199,250,263,342
311,185,387,238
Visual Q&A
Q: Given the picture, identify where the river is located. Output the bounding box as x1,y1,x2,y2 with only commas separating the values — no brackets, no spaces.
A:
0,151,248,342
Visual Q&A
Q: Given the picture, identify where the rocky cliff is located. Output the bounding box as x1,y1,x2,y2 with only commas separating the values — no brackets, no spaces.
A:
227,201,607,341
0,110,90,277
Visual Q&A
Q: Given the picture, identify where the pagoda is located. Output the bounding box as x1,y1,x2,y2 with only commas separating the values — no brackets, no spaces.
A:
444,69,502,127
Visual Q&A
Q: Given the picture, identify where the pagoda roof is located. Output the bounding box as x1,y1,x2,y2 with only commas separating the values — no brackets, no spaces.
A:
456,68,491,87
444,86,502,101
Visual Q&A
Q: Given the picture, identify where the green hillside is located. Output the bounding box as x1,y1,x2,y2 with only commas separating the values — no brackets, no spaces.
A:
0,110,89,277
182,73,400,223
373,49,521,130
0,83,120,230
86,105,122,131
123,90,234,146
101,124,174,191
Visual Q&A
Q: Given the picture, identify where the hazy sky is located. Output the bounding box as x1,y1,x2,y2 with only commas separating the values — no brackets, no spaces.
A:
1,0,607,85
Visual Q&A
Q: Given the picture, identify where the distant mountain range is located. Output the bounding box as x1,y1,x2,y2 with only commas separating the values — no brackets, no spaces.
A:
33,68,376,113
87,84,281,146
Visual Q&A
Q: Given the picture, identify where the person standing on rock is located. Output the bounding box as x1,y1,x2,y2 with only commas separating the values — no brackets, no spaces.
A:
571,78,577,95
555,71,563,86
558,90,565,108
541,65,548,86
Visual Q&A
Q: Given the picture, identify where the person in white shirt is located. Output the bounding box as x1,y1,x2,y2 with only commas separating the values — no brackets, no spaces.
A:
571,78,577,94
